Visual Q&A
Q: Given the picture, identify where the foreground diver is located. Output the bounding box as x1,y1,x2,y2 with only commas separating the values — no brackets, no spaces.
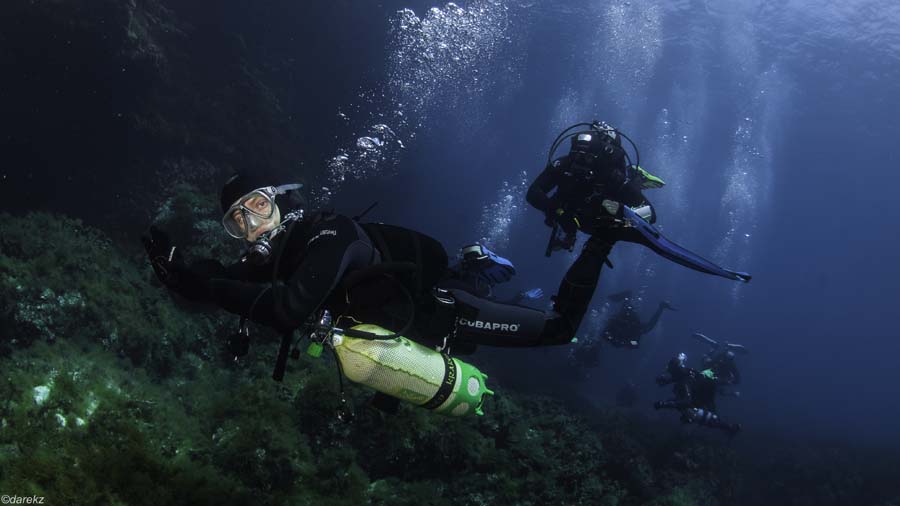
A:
653,352,741,435
526,121,751,337
142,173,574,415
693,332,748,397
444,243,544,305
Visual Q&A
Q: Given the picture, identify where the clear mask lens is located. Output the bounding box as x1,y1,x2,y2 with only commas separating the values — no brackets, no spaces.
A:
222,188,277,239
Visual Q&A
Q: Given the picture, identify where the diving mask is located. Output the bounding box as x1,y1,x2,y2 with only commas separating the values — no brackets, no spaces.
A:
222,183,302,239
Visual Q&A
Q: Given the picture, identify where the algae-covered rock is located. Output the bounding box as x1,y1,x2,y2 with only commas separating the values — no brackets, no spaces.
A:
0,211,221,377
1,211,898,506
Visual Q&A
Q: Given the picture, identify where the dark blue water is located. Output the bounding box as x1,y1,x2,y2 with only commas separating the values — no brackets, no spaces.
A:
2,0,897,453
325,0,900,446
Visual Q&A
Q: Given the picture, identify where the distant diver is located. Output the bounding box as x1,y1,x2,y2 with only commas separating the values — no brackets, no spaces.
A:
600,290,676,349
142,172,574,416
526,120,751,338
692,332,748,397
570,290,676,376
653,352,741,435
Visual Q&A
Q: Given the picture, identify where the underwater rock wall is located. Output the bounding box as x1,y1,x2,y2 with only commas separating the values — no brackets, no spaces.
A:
1,211,899,505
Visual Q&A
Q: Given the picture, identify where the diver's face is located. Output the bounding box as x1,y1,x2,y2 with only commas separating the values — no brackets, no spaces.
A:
230,194,281,242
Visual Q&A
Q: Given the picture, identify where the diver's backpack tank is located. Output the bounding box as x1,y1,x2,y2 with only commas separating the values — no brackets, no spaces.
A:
331,324,493,416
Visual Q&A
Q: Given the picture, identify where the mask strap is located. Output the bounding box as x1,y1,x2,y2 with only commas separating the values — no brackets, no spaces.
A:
274,183,303,195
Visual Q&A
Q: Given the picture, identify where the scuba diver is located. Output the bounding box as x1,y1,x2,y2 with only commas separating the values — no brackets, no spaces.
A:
600,289,676,349
526,120,751,339
444,243,544,306
653,352,741,435
569,290,675,378
692,332,748,397
142,172,575,415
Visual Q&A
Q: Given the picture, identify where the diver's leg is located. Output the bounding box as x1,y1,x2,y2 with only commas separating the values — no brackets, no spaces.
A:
687,408,741,434
552,235,615,335
446,288,573,347
653,399,690,410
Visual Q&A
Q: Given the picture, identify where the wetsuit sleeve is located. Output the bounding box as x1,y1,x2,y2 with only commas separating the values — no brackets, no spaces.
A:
208,216,376,332
169,256,260,303
616,173,649,208
160,258,229,303
526,159,563,213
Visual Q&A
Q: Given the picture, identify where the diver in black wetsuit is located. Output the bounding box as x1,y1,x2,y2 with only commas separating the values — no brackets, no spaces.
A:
526,121,751,338
142,173,573,370
653,352,741,435
600,290,676,349
569,290,675,377
693,332,747,397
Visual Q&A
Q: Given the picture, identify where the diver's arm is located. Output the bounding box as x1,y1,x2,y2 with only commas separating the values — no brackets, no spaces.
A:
208,216,375,332
526,159,563,214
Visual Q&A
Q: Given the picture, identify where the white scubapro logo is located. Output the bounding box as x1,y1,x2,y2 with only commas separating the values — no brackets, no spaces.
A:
458,318,520,332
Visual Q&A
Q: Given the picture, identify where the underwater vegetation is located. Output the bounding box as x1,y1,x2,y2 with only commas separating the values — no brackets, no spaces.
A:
2,208,900,505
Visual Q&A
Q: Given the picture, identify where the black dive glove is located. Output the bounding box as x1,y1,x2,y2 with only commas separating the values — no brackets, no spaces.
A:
141,226,212,301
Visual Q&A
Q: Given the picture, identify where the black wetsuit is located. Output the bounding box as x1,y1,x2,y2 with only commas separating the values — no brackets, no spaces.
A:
702,351,742,397
570,299,670,376
527,154,656,335
602,301,669,349
170,212,570,350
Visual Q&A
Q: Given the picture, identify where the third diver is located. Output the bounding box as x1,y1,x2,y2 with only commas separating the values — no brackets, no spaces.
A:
654,352,742,435
526,120,751,339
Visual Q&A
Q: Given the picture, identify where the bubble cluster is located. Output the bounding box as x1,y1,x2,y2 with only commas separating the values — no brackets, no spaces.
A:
389,2,513,121
476,170,529,251
313,1,517,206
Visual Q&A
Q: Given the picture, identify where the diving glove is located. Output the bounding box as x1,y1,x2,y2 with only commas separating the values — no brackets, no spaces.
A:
141,226,212,301
142,226,182,285
520,288,544,301
601,199,624,218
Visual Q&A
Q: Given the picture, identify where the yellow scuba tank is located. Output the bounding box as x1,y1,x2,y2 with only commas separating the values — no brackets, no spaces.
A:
328,324,493,416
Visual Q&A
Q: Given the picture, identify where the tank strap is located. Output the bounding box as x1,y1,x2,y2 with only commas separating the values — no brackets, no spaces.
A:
421,353,458,410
